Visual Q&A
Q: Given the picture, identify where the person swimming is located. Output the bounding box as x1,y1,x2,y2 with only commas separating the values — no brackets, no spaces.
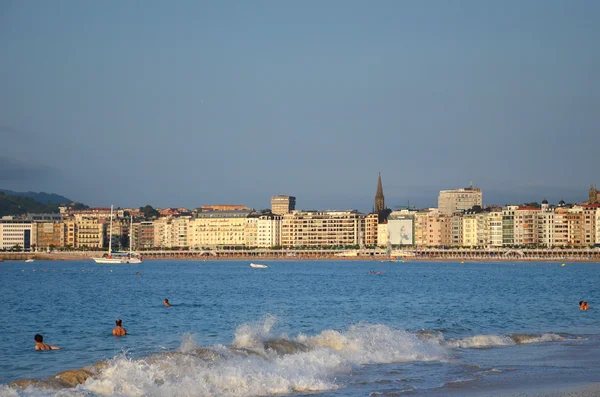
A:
579,301,589,311
164,299,170,307
112,319,127,336
34,334,60,351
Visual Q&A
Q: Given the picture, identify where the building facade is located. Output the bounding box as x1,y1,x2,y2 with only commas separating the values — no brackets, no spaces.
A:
280,210,363,248
438,185,483,215
0,220,33,250
270,196,296,216
189,211,252,248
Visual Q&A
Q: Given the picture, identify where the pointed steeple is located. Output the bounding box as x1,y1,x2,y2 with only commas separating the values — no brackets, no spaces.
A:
374,172,385,214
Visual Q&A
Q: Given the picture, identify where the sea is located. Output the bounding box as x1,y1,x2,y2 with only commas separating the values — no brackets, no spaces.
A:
0,259,599,397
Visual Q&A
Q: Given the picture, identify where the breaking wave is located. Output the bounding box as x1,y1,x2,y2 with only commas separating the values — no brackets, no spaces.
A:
418,331,564,349
3,317,566,397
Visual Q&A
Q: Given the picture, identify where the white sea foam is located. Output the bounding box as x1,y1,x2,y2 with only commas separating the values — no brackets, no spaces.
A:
299,323,448,364
2,318,565,397
425,332,565,349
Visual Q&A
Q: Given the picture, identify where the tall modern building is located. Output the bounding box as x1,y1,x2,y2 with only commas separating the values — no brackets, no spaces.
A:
271,195,296,215
438,183,483,215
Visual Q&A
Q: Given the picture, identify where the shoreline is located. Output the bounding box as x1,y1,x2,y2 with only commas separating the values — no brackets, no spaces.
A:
1,252,600,263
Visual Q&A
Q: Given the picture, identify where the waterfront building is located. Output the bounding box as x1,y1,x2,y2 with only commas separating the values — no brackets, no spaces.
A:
64,220,77,248
76,218,105,248
171,217,191,248
438,184,483,215
153,217,173,248
0,220,33,250
413,209,450,247
476,212,490,246
538,200,554,248
132,221,154,250
270,196,296,216
577,204,599,246
245,217,258,247
413,210,430,246
596,208,600,247
280,210,363,248
502,206,517,246
514,206,540,246
487,210,503,247
450,212,463,247
34,222,65,250
188,210,251,249
364,213,379,247
377,222,388,247
255,212,282,248
462,212,478,247
427,212,451,247
553,208,569,247
387,210,415,246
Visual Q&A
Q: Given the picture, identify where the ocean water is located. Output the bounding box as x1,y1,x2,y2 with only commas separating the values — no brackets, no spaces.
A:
0,260,599,397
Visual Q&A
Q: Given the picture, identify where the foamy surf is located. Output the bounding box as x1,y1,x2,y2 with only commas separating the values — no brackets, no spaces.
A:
418,331,565,348
4,318,567,397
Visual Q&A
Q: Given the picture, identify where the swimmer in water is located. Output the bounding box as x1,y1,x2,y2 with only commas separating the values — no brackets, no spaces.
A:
112,319,127,336
164,299,170,307
580,301,589,311
34,334,60,351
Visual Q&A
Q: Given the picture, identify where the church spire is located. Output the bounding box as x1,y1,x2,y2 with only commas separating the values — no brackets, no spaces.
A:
374,172,385,213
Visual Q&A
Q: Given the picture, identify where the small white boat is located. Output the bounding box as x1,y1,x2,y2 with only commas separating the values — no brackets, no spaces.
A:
250,263,268,269
25,259,35,263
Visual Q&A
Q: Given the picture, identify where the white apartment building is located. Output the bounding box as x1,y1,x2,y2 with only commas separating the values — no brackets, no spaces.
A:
188,210,251,248
280,210,364,248
171,217,190,248
538,201,554,247
487,210,503,247
256,214,282,248
153,217,174,248
0,220,34,250
462,213,478,247
438,186,483,215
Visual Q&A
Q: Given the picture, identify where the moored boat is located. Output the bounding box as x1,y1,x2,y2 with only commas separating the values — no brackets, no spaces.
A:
250,263,268,269
93,206,142,264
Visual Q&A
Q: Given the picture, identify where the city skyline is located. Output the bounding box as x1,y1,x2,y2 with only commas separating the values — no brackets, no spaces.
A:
1,1,598,211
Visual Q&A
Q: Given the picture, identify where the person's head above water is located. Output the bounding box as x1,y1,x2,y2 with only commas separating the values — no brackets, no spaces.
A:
116,319,122,326
34,334,43,343
164,299,169,303
580,301,584,305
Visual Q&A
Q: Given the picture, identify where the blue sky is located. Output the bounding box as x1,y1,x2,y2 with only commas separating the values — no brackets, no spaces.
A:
1,1,598,211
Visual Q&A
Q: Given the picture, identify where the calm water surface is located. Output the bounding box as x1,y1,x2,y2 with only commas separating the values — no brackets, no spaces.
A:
0,260,598,396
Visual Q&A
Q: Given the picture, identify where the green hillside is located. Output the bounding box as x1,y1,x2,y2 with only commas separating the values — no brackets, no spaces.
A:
0,192,62,217
0,189,72,204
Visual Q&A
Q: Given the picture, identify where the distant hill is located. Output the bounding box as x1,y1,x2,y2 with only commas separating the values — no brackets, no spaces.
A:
0,192,63,217
0,189,72,204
